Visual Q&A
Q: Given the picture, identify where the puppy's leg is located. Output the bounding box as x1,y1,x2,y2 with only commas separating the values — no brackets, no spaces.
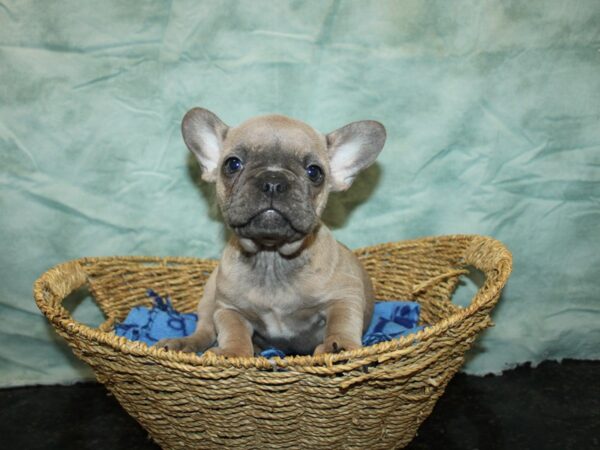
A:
156,270,218,353
313,299,364,355
206,308,254,358
156,319,216,353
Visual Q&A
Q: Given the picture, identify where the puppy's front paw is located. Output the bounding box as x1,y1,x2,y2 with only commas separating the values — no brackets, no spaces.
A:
156,336,212,353
313,335,361,356
205,345,253,358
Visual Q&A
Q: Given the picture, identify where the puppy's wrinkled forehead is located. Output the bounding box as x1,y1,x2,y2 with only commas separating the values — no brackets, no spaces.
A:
224,115,327,158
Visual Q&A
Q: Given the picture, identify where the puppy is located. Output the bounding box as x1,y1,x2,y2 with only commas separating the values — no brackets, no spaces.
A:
158,108,386,357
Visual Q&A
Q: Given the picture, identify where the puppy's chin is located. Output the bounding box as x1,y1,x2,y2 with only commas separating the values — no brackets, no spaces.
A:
230,209,311,253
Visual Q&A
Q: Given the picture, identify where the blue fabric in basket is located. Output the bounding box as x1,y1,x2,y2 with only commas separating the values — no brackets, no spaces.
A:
115,289,423,357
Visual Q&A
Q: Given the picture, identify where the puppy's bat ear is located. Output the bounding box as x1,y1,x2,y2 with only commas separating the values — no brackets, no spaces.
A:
326,120,386,191
181,107,229,182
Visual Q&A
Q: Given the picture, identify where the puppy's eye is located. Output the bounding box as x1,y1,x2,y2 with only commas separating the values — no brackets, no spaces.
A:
306,164,323,184
223,157,243,175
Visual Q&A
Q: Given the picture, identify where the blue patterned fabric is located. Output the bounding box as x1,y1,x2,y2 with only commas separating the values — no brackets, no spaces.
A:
115,290,423,356
114,290,197,346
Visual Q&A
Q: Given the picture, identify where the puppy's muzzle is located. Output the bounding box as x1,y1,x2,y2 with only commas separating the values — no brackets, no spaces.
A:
229,170,310,246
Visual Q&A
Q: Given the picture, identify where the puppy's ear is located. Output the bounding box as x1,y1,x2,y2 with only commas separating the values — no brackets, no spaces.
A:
181,108,229,182
326,120,386,191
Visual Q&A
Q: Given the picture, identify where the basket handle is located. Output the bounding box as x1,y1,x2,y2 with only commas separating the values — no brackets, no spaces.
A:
458,235,512,314
34,260,90,328
410,236,512,314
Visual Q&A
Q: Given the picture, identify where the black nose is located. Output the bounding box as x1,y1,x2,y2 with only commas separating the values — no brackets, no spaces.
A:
259,171,289,195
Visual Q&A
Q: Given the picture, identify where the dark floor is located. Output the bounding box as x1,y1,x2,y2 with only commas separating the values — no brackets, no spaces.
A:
1,360,598,450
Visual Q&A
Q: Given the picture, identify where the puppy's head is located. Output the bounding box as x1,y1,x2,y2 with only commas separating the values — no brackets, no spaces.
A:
182,108,386,254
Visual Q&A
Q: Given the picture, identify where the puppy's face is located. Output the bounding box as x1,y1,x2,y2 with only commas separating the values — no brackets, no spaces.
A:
182,108,386,252
216,116,330,248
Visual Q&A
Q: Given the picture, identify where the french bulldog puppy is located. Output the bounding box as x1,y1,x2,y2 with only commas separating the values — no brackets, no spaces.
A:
157,108,386,357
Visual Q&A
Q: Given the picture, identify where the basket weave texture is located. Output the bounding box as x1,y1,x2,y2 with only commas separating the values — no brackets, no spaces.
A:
34,235,511,450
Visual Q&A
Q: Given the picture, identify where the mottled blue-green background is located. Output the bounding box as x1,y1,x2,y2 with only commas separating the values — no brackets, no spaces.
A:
1,0,599,386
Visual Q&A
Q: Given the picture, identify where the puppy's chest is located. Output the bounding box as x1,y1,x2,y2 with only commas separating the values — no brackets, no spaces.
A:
220,253,329,340
256,304,324,340
234,283,325,337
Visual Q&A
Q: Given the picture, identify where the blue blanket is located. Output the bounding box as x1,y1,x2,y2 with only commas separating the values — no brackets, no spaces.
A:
115,290,423,357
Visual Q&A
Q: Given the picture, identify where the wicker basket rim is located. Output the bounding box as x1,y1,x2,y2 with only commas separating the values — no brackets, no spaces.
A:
34,234,512,373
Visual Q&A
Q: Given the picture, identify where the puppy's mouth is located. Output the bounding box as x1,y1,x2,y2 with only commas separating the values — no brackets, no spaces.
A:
230,208,307,246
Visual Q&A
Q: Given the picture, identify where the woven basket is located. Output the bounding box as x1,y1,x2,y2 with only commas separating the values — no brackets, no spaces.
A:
34,234,511,450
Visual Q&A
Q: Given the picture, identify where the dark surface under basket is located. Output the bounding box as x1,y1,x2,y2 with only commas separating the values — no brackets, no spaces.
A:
3,360,599,450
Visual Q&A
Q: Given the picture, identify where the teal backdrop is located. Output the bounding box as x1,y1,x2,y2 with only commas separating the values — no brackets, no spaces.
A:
1,0,599,387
